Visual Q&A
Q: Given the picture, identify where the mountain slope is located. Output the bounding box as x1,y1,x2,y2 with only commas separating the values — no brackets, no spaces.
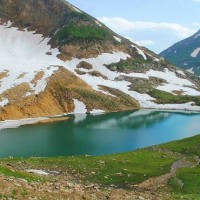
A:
160,30,200,75
0,0,200,120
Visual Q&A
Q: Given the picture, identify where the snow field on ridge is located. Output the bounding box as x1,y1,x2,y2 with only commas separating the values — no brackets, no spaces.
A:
0,21,200,111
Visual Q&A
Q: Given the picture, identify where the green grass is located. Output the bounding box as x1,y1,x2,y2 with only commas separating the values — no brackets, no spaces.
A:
148,89,200,106
55,24,112,42
161,135,200,198
108,58,150,72
169,166,200,194
1,149,176,187
1,134,200,197
75,88,118,110
161,134,200,156
70,11,93,22
0,194,8,200
171,194,200,200
99,86,140,108
74,88,140,111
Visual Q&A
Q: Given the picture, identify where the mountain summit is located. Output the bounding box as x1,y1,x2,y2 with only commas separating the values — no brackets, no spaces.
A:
160,30,200,75
0,0,200,120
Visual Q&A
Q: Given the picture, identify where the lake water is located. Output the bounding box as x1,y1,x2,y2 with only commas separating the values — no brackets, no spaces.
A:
0,110,200,158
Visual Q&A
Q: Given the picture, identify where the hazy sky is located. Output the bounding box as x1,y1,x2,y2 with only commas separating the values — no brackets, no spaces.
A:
67,0,200,53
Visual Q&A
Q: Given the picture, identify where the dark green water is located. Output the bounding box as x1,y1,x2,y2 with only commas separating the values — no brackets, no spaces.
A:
0,110,200,158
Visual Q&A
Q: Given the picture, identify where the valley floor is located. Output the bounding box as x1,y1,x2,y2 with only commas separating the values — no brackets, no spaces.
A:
0,135,200,199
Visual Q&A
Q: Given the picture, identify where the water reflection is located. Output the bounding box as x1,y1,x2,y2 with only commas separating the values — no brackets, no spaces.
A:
80,110,172,130
0,110,199,158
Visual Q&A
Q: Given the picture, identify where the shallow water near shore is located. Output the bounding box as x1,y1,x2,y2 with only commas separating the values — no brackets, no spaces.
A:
0,110,200,158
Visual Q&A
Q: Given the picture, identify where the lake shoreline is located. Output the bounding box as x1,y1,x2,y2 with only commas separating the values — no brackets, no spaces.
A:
0,110,200,159
0,107,200,131
0,134,199,199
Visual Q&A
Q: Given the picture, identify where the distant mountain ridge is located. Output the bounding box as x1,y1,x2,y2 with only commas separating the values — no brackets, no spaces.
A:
0,0,200,120
160,30,200,75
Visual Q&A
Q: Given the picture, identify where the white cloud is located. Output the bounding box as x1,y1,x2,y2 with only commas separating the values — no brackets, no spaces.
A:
99,17,196,38
133,40,155,47
191,22,200,27
125,36,154,47
192,0,200,2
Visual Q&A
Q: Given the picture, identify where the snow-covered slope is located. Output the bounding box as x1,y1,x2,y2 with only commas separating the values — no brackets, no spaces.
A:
160,30,200,76
0,21,61,99
0,0,200,120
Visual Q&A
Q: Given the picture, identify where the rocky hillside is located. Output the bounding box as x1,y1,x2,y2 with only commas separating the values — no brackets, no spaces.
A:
0,0,200,120
160,30,200,75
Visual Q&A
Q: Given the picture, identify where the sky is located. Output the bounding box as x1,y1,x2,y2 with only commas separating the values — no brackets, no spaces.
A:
67,0,200,54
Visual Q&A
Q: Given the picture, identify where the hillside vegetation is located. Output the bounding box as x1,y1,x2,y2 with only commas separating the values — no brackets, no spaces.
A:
0,135,199,199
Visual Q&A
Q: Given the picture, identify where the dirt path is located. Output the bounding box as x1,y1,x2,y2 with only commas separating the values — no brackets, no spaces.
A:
134,155,200,192
0,148,199,199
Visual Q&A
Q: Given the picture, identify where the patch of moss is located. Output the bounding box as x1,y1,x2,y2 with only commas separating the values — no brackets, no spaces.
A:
55,24,112,43
70,11,93,22
148,89,200,106
74,88,139,111
107,58,151,72
99,86,140,108
75,88,118,110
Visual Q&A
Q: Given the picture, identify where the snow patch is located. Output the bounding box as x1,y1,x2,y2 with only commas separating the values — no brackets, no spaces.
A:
147,68,200,96
191,48,200,58
187,68,194,74
0,20,199,111
143,102,200,111
131,44,147,60
157,84,200,96
90,109,105,114
146,53,160,62
95,20,102,27
0,117,48,130
147,69,194,87
113,36,122,43
26,169,49,176
65,54,200,109
194,34,200,39
0,21,64,103
0,98,9,107
176,70,185,76
73,99,87,113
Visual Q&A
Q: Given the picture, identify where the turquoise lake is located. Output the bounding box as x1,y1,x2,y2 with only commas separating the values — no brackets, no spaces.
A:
0,110,200,158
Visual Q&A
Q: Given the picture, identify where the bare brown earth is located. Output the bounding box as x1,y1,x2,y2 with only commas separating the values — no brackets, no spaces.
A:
31,71,45,87
16,73,27,79
59,43,131,60
2,154,197,200
0,67,140,120
0,167,169,200
0,83,31,104
0,70,9,80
